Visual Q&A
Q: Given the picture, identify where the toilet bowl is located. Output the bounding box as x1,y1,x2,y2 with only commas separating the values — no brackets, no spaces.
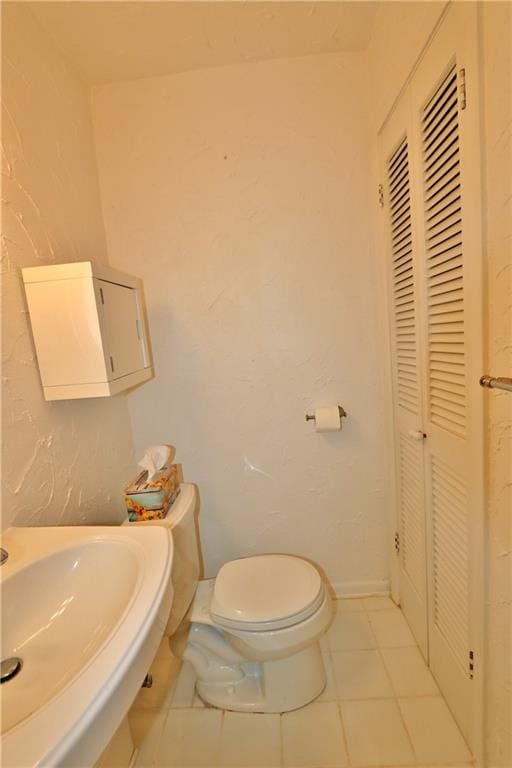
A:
125,483,333,712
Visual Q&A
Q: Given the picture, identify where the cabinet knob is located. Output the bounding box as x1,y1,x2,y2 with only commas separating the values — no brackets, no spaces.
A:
408,429,426,441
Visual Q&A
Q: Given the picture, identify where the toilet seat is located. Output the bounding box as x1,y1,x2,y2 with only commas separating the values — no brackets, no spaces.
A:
210,555,324,631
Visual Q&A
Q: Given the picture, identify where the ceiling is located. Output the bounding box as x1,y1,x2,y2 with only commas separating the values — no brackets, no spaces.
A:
29,1,378,86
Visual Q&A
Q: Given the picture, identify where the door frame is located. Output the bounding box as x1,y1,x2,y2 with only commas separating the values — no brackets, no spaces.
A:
376,4,486,764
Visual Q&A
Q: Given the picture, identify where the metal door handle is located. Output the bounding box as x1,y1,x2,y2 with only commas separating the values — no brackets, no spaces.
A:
480,375,512,393
408,429,426,441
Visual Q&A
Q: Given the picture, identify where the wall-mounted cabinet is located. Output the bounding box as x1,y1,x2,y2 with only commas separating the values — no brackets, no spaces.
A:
22,261,153,400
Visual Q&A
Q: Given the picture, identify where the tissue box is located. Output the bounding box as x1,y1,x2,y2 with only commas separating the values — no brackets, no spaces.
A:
124,463,182,521
125,487,181,522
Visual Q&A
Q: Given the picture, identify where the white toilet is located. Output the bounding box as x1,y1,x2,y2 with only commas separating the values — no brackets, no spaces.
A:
129,483,333,712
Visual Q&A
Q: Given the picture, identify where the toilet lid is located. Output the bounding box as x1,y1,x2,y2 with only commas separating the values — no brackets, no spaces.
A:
210,555,324,631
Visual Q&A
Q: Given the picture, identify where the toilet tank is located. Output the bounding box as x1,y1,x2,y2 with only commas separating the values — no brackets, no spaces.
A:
123,483,201,635
165,484,201,635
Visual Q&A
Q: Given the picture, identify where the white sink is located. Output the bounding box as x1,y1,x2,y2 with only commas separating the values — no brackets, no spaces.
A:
0,525,173,767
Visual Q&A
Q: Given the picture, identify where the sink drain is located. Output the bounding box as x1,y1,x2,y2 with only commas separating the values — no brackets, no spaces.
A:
1,657,23,683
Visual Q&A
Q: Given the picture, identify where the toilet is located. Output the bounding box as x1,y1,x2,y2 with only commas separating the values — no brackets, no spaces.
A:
127,483,333,712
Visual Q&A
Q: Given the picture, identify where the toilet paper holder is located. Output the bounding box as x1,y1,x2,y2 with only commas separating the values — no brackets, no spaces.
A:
305,405,347,422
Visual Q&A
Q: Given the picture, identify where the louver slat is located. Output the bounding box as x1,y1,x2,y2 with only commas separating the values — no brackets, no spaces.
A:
388,139,418,414
431,457,469,671
426,187,461,223
399,433,426,597
422,67,466,437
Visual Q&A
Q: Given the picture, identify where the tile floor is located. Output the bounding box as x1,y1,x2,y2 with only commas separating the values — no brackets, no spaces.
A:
129,597,474,768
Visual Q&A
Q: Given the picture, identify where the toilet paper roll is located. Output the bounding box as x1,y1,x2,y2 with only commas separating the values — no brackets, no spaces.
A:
315,406,341,432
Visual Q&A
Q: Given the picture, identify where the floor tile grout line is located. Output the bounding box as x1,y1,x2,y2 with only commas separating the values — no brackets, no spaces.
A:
137,599,473,768
216,709,225,768
327,651,444,702
364,601,473,767
364,602,425,766
335,699,353,768
341,764,474,768
278,709,284,768
153,706,170,765
366,602,434,766
361,605,379,649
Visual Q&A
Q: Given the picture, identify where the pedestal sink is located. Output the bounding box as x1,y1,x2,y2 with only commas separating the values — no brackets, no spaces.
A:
0,525,173,767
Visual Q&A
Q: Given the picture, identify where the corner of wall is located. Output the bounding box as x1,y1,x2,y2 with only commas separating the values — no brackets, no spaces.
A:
1,2,135,531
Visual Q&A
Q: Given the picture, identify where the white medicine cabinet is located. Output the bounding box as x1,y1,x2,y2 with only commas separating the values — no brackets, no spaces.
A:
22,261,153,400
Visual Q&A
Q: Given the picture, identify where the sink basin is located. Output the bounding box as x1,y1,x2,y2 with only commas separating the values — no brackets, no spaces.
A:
0,525,173,767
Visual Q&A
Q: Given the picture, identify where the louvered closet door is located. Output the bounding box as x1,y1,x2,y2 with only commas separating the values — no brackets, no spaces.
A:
380,96,429,659
410,3,484,751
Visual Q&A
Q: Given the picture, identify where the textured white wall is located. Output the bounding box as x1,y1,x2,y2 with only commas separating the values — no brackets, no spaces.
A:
481,4,512,765
92,52,391,594
368,3,512,764
367,0,448,131
1,4,135,530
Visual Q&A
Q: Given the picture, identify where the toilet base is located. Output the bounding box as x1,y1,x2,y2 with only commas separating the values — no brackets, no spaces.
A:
195,642,326,713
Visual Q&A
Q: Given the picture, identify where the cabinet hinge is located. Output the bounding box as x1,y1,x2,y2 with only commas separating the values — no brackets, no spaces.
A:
378,184,384,208
459,68,467,111
394,531,400,555
469,649,474,679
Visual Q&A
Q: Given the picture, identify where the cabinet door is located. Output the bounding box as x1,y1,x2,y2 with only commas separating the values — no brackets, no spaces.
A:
380,95,429,659
24,277,108,387
411,3,485,749
96,279,145,380
379,3,485,757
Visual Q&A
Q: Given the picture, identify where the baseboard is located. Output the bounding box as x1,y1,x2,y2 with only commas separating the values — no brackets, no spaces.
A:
330,579,390,598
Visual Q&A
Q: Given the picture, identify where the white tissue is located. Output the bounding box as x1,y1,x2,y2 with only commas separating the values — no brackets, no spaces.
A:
314,406,342,432
138,445,175,481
